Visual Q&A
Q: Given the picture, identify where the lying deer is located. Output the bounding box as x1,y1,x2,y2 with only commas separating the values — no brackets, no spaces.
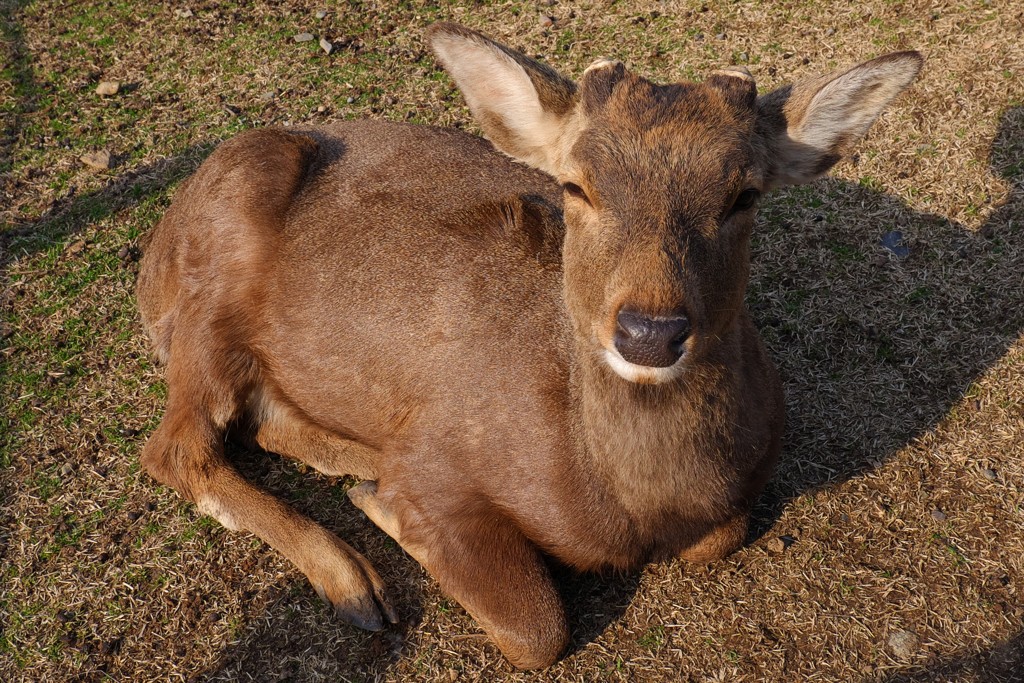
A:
137,22,921,669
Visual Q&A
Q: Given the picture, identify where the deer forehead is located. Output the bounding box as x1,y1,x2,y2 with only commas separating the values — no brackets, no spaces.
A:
571,77,760,182
567,94,759,219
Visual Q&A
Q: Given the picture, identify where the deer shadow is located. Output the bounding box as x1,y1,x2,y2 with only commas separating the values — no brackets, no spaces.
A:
747,105,1023,538
881,629,1023,682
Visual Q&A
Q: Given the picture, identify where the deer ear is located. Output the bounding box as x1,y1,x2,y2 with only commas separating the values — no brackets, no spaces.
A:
428,23,578,176
757,51,923,188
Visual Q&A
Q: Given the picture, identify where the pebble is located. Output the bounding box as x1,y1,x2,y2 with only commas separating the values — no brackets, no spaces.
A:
931,508,947,521
825,27,836,36
294,32,315,43
982,467,998,481
880,230,910,259
540,15,555,28
738,52,749,62
95,81,119,96
60,463,73,477
887,629,919,660
315,9,328,19
319,37,334,54
80,150,111,171
768,536,795,552
716,32,726,40
174,8,193,19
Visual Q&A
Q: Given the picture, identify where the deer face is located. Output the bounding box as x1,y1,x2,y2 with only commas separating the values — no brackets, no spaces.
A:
559,65,764,382
429,23,921,384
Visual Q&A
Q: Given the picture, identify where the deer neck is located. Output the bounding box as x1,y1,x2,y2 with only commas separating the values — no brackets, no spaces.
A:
569,321,743,517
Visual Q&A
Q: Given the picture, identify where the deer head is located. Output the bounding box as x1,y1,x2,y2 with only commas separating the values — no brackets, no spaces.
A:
429,23,922,384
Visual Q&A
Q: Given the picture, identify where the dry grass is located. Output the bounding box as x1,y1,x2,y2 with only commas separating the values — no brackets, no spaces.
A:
2,1,1023,681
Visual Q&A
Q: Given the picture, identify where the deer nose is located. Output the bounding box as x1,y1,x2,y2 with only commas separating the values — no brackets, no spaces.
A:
613,309,691,368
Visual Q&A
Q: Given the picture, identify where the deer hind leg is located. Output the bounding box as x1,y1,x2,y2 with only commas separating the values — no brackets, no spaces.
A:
142,346,396,630
349,481,568,669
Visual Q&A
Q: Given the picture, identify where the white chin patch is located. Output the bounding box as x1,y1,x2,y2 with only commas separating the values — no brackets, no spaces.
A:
603,348,686,385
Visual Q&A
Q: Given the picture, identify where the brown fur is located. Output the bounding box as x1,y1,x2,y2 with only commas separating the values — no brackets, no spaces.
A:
136,23,921,669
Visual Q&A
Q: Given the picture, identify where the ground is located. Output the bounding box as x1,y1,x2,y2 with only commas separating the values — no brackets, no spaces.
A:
1,1,1023,681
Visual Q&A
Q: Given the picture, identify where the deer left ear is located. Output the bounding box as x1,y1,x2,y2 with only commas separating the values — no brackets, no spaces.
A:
757,51,923,188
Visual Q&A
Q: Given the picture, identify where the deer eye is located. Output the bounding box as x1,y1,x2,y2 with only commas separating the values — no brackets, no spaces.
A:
731,188,760,213
562,182,592,206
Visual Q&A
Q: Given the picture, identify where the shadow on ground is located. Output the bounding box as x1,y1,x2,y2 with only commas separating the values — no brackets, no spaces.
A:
749,106,1023,538
882,629,1024,683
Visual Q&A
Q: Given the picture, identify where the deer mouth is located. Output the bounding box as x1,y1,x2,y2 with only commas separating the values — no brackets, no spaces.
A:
601,346,687,385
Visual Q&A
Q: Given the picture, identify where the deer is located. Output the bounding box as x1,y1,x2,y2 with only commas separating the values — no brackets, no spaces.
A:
136,22,922,669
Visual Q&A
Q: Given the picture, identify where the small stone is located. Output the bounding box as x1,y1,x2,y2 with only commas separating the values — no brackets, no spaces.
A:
716,32,726,40
319,37,333,54
294,32,315,43
260,90,276,102
982,468,998,481
117,245,130,261
315,9,328,19
738,52,749,62
540,15,555,28
95,81,119,96
931,508,947,522
174,8,193,18
60,463,74,477
693,32,705,42
887,629,919,660
346,96,354,104
767,537,786,553
80,150,111,171
880,230,910,259
825,27,836,36
316,105,326,113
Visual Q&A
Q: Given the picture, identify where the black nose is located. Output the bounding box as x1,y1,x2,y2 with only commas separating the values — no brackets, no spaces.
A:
614,309,691,368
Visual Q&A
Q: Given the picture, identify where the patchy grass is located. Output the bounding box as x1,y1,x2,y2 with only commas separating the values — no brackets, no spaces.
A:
2,1,1023,682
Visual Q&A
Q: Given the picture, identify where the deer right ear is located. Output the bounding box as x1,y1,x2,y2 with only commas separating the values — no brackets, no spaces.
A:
757,51,923,188
428,23,578,176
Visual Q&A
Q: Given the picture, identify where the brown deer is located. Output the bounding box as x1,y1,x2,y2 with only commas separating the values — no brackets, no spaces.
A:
136,23,921,669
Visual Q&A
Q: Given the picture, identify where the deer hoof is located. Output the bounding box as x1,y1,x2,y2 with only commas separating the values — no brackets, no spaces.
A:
313,579,393,631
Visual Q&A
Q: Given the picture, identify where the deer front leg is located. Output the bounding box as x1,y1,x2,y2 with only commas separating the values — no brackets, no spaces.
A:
348,482,569,669
678,512,749,564
143,403,397,630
